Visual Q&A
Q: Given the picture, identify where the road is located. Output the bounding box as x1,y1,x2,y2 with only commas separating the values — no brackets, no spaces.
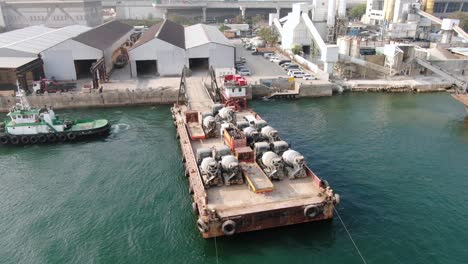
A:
234,43,288,77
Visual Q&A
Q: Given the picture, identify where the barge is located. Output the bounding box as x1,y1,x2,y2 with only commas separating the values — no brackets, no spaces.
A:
171,72,339,238
452,93,468,113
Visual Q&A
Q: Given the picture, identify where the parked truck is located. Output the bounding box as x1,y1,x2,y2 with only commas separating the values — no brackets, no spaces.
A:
33,78,77,94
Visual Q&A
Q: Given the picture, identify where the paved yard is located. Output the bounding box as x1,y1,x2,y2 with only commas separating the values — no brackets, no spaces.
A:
235,43,288,77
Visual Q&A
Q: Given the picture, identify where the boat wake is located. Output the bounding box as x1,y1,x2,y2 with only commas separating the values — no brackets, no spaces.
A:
111,124,130,133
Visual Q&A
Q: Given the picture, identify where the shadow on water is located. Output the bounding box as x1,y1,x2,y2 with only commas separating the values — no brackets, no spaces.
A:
203,220,337,259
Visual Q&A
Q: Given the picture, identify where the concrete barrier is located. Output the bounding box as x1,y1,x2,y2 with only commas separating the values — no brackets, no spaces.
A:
0,89,179,112
298,84,333,97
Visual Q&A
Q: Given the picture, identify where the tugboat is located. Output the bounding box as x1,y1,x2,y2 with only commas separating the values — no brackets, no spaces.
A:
0,87,110,145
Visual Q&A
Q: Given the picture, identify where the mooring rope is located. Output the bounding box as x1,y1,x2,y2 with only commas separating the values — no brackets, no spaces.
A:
214,236,219,264
334,207,368,264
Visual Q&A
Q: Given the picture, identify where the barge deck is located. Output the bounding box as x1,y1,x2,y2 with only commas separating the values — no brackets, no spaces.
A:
171,71,339,238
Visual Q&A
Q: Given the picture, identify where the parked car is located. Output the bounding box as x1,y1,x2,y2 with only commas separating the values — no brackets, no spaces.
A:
251,51,262,55
287,68,303,75
290,71,305,78
270,56,281,62
303,74,318,80
281,62,293,68
278,60,291,66
285,65,300,71
263,52,274,58
237,68,251,76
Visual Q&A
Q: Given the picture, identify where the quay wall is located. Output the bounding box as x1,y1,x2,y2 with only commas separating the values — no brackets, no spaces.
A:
343,82,452,92
298,84,333,97
0,89,179,112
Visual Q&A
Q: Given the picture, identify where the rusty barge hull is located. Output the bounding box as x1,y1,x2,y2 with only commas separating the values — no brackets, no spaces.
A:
171,105,338,238
452,94,468,112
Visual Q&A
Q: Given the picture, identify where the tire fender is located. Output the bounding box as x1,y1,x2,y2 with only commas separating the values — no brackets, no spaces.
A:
221,220,236,236
197,218,209,233
10,136,19,144
334,194,340,205
20,136,29,144
38,135,47,143
192,202,199,215
67,133,77,140
30,136,38,144
0,136,8,144
304,205,321,218
47,134,57,142
58,134,67,142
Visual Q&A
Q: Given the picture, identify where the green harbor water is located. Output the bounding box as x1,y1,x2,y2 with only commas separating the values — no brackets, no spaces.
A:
1,93,467,264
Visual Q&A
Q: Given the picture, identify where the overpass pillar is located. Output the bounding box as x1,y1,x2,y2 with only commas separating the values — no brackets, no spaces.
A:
162,9,168,20
202,7,206,22
240,6,246,19
276,7,281,18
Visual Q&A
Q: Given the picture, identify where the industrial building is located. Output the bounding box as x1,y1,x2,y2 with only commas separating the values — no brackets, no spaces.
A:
271,0,467,92
0,0,102,30
0,25,91,93
364,0,468,25
185,24,235,71
129,20,234,77
129,20,186,77
0,20,133,92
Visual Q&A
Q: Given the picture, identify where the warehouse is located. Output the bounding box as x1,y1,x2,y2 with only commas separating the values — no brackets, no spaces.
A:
129,20,186,77
72,20,133,76
128,20,234,77
0,25,90,92
42,20,133,82
185,24,235,72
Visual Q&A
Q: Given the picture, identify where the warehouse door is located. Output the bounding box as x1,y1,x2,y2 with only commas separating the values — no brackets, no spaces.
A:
136,60,157,76
189,58,209,74
74,59,96,79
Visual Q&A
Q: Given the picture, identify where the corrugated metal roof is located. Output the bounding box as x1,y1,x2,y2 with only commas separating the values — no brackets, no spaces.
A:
449,47,468,57
130,20,185,50
0,57,37,68
0,25,91,55
185,24,234,49
73,20,133,50
130,23,162,50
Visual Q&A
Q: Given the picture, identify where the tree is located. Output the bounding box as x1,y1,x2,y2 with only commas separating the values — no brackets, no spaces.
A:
448,11,468,32
251,14,263,25
170,15,195,26
234,15,244,24
256,27,279,47
291,44,302,55
349,4,366,20
219,24,231,32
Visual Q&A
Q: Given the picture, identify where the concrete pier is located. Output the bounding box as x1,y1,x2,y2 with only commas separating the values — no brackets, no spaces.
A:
0,88,179,112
